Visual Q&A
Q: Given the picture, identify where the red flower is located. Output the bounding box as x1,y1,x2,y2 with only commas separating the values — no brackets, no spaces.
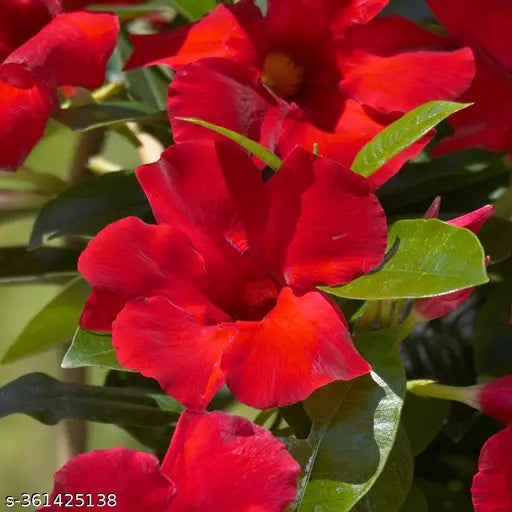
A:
79,140,387,409
126,0,474,189
0,1,119,170
427,0,512,157
413,200,493,321
472,426,512,512
38,410,300,511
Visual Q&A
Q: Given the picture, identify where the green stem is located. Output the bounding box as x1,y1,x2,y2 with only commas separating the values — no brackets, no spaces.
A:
407,379,478,409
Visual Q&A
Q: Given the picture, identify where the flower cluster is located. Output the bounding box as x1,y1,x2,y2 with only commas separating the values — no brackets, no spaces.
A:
2,0,512,510
0,0,119,170
79,141,385,410
125,0,475,189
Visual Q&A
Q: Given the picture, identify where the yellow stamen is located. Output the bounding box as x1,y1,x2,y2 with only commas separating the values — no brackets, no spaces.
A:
261,51,304,98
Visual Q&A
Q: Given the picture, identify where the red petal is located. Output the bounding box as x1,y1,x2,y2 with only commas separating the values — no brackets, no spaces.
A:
415,287,475,321
161,410,300,511
340,46,475,114
222,287,371,408
279,99,431,190
448,204,495,233
5,11,119,88
477,376,512,425
0,0,60,61
124,2,262,70
261,146,387,290
472,426,512,512
136,140,275,316
433,52,512,156
329,0,389,31
427,0,512,72
424,196,442,219
167,59,288,154
0,63,53,170
112,295,235,410
78,217,219,331
339,15,451,56
39,448,175,511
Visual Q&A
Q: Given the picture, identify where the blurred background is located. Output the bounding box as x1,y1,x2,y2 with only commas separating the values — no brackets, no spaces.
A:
0,123,143,503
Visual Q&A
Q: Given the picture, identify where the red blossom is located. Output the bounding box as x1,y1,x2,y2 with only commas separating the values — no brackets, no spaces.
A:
472,426,512,512
414,201,494,321
38,410,300,511
0,2,119,170
79,140,386,409
126,0,474,189
427,0,512,158
476,376,512,425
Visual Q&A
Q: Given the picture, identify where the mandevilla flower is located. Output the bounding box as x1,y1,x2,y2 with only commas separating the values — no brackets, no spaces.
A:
427,0,512,158
414,200,494,321
0,0,119,170
79,140,387,409
38,410,300,511
125,0,475,189
472,426,512,512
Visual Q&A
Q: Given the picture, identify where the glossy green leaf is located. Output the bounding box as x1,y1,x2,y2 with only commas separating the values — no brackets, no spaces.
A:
322,219,488,300
291,330,406,512
29,171,151,248
2,278,90,363
54,102,166,132
0,247,79,283
164,0,214,20
176,117,283,171
62,327,125,371
352,429,413,512
0,373,180,427
401,392,450,455
352,101,471,177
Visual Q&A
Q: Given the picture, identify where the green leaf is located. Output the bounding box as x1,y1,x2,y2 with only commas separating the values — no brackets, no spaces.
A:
322,219,488,300
29,170,151,248
0,373,180,427
478,216,512,265
377,149,509,214
164,0,214,20
62,327,125,371
401,392,450,455
0,247,79,283
352,429,413,512
2,278,90,364
291,330,406,512
352,101,471,177
399,483,429,512
254,0,268,14
176,117,283,171
116,31,170,111
54,102,166,132
474,271,512,376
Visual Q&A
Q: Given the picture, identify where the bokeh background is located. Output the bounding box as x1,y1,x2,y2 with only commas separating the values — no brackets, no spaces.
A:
0,124,143,506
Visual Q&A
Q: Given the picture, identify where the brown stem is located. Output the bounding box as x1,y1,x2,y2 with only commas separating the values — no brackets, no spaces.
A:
58,129,105,465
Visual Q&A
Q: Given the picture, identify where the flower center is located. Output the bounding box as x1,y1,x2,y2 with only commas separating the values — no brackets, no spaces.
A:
261,51,304,99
